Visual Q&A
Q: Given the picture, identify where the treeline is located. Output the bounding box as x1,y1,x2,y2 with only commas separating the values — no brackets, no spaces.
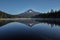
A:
33,9,60,18
0,11,19,18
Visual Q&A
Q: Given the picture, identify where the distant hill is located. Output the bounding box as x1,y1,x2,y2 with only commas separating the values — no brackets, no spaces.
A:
18,9,40,18
0,11,19,18
0,11,11,18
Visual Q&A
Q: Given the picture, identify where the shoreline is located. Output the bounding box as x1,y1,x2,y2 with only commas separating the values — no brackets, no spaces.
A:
0,18,60,20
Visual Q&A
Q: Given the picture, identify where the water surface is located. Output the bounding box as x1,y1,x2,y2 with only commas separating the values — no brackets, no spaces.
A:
0,18,60,40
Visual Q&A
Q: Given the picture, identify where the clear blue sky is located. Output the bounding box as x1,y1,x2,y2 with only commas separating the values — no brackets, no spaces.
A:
0,0,60,15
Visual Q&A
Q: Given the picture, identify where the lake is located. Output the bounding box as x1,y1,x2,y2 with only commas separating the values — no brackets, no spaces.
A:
0,18,60,40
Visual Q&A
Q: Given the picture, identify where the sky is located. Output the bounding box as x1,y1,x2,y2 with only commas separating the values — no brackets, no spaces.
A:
0,0,60,15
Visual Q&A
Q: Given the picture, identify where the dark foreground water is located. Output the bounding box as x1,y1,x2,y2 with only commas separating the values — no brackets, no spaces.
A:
0,18,60,40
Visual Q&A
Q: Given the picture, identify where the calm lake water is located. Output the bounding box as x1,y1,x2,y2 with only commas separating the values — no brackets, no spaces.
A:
0,18,60,40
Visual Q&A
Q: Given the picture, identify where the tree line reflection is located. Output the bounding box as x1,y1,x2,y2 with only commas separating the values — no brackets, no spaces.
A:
0,20,60,27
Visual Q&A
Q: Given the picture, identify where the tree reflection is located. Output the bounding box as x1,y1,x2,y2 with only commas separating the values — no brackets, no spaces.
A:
0,19,60,27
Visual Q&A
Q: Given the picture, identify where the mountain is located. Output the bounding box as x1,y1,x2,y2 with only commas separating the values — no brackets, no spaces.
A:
18,9,40,18
0,9,40,18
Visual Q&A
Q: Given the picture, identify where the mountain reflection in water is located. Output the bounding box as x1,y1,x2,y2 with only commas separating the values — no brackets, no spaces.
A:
0,18,60,27
0,18,60,40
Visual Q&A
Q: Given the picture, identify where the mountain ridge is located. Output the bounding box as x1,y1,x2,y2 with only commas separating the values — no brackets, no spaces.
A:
0,9,60,18
18,9,40,18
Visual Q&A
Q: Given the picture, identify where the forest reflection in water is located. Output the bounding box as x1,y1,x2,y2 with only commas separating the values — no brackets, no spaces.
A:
0,18,60,27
